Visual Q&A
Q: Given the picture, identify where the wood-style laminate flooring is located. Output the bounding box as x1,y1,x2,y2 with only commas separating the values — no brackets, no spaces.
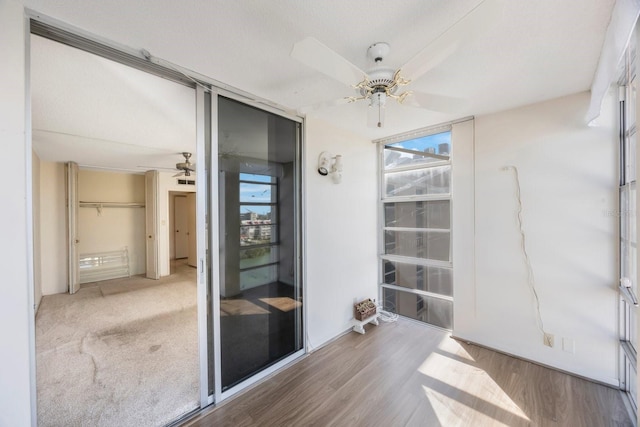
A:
185,318,632,427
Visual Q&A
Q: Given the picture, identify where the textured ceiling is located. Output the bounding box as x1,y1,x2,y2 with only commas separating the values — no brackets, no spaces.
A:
26,0,615,169
31,35,197,172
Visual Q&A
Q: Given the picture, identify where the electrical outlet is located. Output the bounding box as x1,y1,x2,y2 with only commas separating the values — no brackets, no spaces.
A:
543,333,554,347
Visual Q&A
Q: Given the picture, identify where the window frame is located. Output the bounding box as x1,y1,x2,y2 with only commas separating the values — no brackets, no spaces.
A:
377,125,454,329
618,23,638,414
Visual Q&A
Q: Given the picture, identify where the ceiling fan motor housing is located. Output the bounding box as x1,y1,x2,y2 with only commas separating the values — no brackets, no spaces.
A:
367,42,390,63
176,152,195,174
359,67,399,97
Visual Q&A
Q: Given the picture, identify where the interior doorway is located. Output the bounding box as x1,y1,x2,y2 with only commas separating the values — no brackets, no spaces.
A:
170,191,197,269
30,31,201,426
174,195,189,259
28,15,304,422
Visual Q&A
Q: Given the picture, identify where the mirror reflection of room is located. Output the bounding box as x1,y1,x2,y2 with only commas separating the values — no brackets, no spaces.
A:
218,96,302,391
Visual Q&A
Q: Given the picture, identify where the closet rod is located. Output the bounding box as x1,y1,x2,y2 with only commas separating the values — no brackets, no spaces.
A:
79,201,145,208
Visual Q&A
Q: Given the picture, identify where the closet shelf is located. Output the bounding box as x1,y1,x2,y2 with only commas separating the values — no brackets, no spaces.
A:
79,201,145,215
79,201,145,208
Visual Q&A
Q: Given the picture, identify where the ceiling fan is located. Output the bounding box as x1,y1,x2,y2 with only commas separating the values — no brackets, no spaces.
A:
291,38,463,129
174,152,195,177
290,0,494,128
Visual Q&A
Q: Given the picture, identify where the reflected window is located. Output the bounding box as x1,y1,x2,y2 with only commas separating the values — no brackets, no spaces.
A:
218,96,302,392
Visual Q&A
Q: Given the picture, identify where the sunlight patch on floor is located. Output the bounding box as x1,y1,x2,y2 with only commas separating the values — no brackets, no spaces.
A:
259,297,301,312
417,336,530,425
220,299,269,316
422,385,524,427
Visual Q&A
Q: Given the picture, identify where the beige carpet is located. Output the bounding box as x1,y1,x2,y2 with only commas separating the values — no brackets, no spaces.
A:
36,262,199,426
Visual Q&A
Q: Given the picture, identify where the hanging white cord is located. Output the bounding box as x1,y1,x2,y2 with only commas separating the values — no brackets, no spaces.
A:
503,166,549,341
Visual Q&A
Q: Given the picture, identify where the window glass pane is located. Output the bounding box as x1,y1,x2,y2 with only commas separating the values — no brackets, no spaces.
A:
384,200,450,229
627,132,637,183
240,225,277,246
632,245,638,297
239,182,273,203
631,307,638,351
240,205,275,222
628,74,636,130
240,246,279,269
382,261,452,296
384,166,450,197
383,288,452,329
621,186,629,240
622,240,630,282
630,183,636,245
384,230,450,261
384,131,451,169
240,173,276,184
239,264,278,291
627,362,638,408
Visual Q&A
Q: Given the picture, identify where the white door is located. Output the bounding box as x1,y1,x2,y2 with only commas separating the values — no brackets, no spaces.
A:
187,192,197,267
174,195,188,259
145,170,160,279
66,161,80,294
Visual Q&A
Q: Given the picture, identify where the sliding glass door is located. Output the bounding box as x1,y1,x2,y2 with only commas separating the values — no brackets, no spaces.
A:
216,96,303,393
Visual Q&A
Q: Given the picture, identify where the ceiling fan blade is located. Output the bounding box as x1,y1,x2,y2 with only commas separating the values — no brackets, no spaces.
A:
291,37,368,87
400,0,500,81
173,171,185,177
297,97,352,115
401,42,459,83
403,91,467,113
138,165,176,171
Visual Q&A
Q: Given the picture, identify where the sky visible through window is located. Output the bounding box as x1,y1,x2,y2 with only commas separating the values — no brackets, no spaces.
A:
384,131,451,169
386,131,451,152
240,173,274,215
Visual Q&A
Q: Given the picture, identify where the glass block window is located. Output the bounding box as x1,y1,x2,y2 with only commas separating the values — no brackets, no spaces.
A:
379,129,453,330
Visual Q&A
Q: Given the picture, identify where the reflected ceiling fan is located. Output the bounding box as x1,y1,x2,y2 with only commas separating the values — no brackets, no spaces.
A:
174,152,195,177
138,152,196,176
290,0,494,128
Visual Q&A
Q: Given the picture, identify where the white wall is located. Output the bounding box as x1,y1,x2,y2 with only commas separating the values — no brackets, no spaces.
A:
77,169,146,276
0,1,35,424
158,172,195,276
32,151,43,311
454,91,619,385
39,161,67,295
304,117,379,349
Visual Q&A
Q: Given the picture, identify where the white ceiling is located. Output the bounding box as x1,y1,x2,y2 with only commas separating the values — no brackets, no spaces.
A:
26,0,615,171
31,35,198,172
